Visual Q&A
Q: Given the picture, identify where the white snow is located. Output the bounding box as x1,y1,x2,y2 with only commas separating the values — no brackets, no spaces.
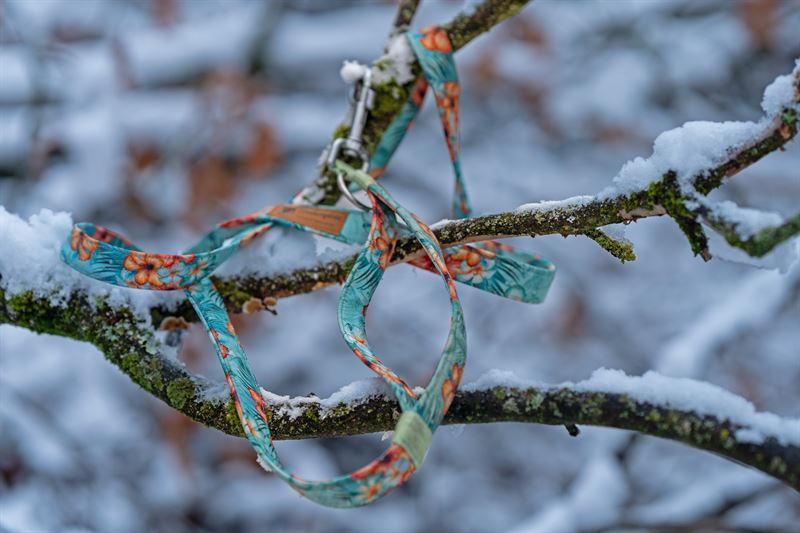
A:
598,120,763,198
462,368,545,391
698,199,799,270
259,366,800,446
0,207,174,317
515,64,798,221
339,60,367,84
463,367,800,446
708,229,799,273
429,218,456,230
572,368,800,446
761,59,800,116
703,200,784,239
0,207,83,298
597,62,798,199
515,195,594,213
372,33,415,85
260,378,391,420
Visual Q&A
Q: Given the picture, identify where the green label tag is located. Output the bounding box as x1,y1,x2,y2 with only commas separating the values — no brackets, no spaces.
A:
391,411,433,468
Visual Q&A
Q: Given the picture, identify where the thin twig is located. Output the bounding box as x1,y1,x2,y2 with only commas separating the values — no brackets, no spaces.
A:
389,0,421,37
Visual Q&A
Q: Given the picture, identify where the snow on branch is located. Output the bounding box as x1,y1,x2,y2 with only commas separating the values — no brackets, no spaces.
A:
6,281,795,489
196,62,799,318
697,200,800,259
0,65,797,326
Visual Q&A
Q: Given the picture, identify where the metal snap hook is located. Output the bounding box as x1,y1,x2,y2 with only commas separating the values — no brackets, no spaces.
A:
327,66,375,212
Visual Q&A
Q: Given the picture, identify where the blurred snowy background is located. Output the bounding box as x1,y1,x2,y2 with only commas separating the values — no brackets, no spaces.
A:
1,0,799,531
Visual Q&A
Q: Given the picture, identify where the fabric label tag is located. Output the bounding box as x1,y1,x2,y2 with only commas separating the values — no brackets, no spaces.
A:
392,411,433,468
267,205,348,235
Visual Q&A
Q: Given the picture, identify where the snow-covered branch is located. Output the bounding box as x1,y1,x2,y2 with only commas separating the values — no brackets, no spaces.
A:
699,202,800,258
0,67,797,323
183,65,799,319
4,284,796,488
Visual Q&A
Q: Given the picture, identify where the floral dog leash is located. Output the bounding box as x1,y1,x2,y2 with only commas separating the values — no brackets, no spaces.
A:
61,27,554,508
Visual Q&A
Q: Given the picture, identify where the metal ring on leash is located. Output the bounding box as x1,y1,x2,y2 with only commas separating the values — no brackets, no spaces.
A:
328,137,373,211
337,169,372,211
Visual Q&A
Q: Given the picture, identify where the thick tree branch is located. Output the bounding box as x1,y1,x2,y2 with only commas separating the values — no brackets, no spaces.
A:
0,288,235,432
1,288,796,488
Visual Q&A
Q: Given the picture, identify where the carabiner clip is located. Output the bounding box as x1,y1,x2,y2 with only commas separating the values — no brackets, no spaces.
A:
327,68,375,211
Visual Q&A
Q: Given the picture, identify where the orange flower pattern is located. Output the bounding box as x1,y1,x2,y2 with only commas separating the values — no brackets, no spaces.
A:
436,81,460,161
418,26,452,53
367,204,398,269
123,252,167,287
441,362,464,413
411,76,428,107
70,227,98,261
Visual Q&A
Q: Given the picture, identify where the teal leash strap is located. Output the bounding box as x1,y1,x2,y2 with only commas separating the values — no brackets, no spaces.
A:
368,27,556,304
60,25,554,509
60,163,466,508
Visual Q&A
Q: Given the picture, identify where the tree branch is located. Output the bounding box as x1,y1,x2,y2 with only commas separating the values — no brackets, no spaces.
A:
0,288,236,432
703,209,800,258
3,86,797,330
443,0,531,50
154,98,799,322
2,288,796,488
389,0,422,37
